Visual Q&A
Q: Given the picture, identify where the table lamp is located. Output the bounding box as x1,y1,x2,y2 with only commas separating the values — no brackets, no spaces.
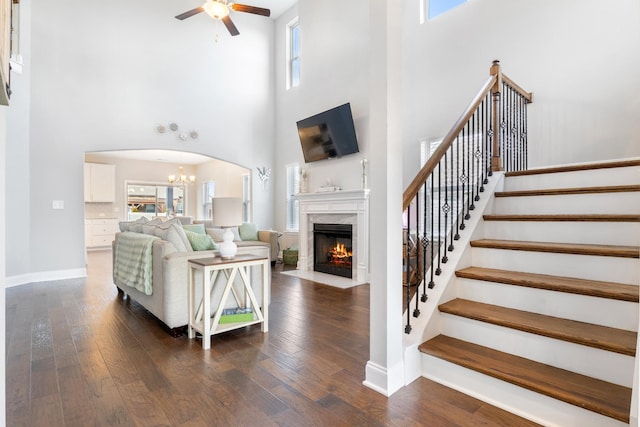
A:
212,197,243,259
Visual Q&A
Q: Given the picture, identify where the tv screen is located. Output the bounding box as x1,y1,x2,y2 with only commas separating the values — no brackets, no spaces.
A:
296,103,359,163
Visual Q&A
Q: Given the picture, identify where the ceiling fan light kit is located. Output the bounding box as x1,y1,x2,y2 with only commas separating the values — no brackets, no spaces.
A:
175,1,270,37
203,1,229,19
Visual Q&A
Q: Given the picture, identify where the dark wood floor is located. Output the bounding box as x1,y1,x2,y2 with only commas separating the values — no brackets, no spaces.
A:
5,251,541,426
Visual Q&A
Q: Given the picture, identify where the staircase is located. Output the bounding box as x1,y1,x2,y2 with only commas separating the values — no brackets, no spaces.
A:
418,159,640,426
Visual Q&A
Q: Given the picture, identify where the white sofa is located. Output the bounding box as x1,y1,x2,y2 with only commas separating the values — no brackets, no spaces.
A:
112,222,272,334
193,219,279,264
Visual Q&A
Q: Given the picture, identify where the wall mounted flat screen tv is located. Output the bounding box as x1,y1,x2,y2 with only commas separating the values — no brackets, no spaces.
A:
296,103,359,163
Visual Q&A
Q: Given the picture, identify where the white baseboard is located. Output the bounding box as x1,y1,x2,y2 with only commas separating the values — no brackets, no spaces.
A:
363,360,404,397
5,268,87,288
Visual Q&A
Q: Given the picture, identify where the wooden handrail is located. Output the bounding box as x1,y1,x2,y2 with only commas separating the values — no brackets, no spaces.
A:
402,61,534,210
503,73,533,103
401,60,533,334
402,74,496,210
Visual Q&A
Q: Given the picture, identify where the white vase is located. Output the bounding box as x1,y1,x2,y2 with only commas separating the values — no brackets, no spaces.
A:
218,228,238,259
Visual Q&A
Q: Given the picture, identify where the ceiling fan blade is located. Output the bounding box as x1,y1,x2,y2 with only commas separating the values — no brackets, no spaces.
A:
175,7,204,20
222,15,240,36
230,3,271,17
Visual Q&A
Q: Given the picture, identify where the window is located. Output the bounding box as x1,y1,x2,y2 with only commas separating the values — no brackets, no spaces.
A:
242,173,250,223
202,181,215,219
126,183,185,221
286,17,300,89
285,163,300,231
425,0,468,21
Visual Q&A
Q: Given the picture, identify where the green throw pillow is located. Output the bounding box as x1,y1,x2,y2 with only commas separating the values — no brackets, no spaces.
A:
239,223,259,241
183,223,206,235
184,230,218,251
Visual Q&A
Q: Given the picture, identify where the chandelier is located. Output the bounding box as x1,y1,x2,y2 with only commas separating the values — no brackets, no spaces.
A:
168,166,195,185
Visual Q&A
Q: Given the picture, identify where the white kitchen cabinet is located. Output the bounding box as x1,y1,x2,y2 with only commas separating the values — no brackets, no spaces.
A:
85,218,119,249
84,163,116,202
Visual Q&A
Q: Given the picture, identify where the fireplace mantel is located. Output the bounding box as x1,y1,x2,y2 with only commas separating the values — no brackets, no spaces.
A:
296,189,370,283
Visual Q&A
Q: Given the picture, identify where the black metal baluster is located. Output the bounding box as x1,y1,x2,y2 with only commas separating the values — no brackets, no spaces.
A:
488,90,495,178
404,203,412,334
460,128,468,230
413,191,420,319
474,103,482,202
421,180,428,301
436,161,442,274
510,85,516,171
447,149,454,253
467,113,474,216
429,168,436,287
480,96,488,190
523,94,528,170
454,134,461,239
519,91,524,170
518,95,527,170
442,152,450,262
500,83,506,171
504,83,509,171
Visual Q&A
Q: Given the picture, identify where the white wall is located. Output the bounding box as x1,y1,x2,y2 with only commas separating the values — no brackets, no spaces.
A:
1,105,7,427
274,0,371,233
6,0,277,280
5,0,30,279
401,0,640,186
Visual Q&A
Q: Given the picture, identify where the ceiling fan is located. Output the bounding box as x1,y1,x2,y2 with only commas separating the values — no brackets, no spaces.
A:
175,1,271,37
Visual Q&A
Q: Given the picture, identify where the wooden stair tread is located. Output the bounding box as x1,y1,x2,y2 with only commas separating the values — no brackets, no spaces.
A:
438,299,637,356
504,159,640,177
456,267,639,302
470,238,640,258
419,335,632,423
495,184,640,197
483,214,640,222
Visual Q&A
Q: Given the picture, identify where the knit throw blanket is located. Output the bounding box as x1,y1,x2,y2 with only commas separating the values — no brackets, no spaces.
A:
114,232,159,295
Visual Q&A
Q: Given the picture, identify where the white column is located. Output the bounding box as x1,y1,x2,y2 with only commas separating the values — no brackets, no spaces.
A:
363,0,404,396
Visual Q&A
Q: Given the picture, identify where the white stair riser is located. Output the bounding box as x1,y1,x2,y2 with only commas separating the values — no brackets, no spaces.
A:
456,278,639,331
421,354,630,427
493,192,640,215
504,166,640,191
471,247,639,284
440,315,635,387
483,221,640,246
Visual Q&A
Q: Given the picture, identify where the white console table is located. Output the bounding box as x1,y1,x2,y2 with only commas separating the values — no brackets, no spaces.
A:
187,254,269,350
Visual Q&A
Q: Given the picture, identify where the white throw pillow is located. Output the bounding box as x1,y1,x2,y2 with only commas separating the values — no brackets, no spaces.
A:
154,223,192,252
225,226,241,242
206,227,225,243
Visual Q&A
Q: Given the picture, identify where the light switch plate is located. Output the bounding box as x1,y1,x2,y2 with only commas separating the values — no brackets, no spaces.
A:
52,200,64,209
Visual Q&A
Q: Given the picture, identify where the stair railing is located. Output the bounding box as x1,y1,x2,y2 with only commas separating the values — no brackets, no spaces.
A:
403,60,533,334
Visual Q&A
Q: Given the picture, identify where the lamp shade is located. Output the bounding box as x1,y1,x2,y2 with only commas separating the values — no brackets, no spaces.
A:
212,197,243,227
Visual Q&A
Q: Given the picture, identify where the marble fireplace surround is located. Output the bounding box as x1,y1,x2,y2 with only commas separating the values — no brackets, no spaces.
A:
295,189,370,283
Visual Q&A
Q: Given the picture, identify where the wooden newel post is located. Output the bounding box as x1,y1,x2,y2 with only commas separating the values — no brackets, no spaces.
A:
490,60,503,172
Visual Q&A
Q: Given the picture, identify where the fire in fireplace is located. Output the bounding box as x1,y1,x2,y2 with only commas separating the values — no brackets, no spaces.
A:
313,223,353,278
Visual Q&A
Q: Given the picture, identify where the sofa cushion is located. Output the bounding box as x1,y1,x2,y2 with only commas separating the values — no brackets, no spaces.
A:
185,230,218,251
183,223,206,235
239,223,259,241
206,227,225,242
175,216,193,225
119,217,148,232
236,240,270,249
225,226,242,242
194,219,214,228
154,223,192,252
140,219,169,236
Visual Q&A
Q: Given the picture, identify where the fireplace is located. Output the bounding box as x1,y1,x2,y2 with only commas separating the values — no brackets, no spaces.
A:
295,189,369,283
313,223,353,278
